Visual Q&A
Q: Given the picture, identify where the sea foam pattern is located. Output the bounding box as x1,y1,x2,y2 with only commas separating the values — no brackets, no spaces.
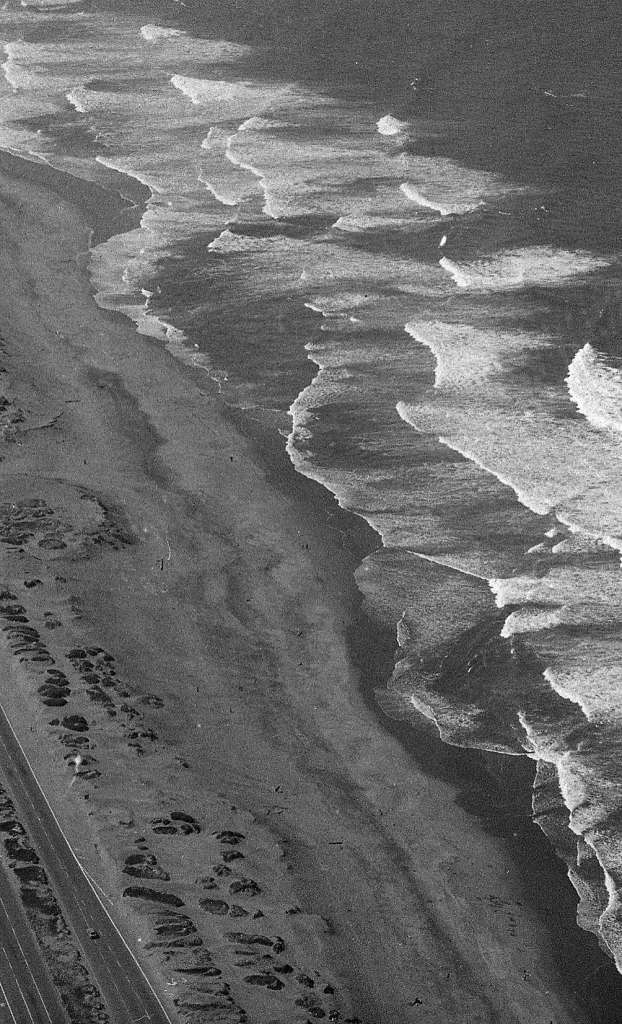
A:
566,343,622,434
438,248,611,290
1,0,622,974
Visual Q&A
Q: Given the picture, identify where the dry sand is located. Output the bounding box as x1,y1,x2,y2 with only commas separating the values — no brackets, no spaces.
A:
0,150,608,1023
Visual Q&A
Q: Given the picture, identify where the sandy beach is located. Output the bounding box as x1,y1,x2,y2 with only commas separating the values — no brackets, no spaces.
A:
0,151,615,1023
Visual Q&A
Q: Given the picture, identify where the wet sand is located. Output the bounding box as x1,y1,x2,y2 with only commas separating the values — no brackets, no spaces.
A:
0,149,615,1023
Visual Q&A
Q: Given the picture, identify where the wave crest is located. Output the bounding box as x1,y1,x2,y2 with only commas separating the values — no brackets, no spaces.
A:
439,247,612,291
376,114,407,136
566,343,622,434
140,24,185,42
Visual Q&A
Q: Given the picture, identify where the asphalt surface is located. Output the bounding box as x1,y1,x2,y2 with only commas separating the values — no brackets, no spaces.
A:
0,702,173,1024
0,865,66,1024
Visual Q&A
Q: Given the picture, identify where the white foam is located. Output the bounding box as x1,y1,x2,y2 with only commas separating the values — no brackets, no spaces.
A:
397,322,622,547
158,322,213,372
492,565,622,631
440,247,612,291
10,18,622,970
142,31,251,62
439,255,473,287
65,87,89,113
0,38,107,163
490,560,622,723
305,292,379,316
399,158,518,217
227,129,412,221
516,711,549,759
140,24,184,42
489,576,542,608
222,117,514,228
514,707,622,969
542,667,591,714
225,132,345,220
405,321,542,388
566,343,622,434
401,184,483,218
133,310,212,372
1,42,36,91
207,228,270,253
20,0,83,6
332,213,416,233
199,127,261,207
198,177,241,207
95,156,161,193
171,75,321,116
171,74,228,105
500,607,563,637
376,114,407,136
1,62,25,92
238,116,296,131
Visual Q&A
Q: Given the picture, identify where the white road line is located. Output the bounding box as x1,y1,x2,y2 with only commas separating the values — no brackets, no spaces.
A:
89,955,133,1017
0,707,174,1024
81,866,114,906
0,746,137,1020
0,951,34,1024
0,971,18,1024
0,898,52,1024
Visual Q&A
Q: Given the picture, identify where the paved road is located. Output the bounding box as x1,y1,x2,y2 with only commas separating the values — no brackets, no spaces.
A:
0,703,173,1024
0,864,67,1024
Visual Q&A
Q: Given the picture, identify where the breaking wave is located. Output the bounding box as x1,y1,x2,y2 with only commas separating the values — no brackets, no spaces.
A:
2,0,622,978
566,342,622,434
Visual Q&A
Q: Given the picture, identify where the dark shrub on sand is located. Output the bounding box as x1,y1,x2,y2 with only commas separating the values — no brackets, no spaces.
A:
61,715,89,732
122,886,184,907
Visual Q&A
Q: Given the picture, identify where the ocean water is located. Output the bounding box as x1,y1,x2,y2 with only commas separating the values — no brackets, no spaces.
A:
2,0,622,976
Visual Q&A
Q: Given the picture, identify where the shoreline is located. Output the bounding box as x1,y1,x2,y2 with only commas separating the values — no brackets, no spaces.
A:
0,147,618,1022
225,350,622,1023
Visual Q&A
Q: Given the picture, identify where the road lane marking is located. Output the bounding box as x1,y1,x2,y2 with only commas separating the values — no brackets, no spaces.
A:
0,899,52,1024
0,970,18,1024
1,951,34,1024
1,766,141,1021
0,711,172,1023
80,867,113,906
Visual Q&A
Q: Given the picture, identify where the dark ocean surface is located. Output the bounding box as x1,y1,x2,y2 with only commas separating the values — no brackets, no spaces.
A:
2,0,622,991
